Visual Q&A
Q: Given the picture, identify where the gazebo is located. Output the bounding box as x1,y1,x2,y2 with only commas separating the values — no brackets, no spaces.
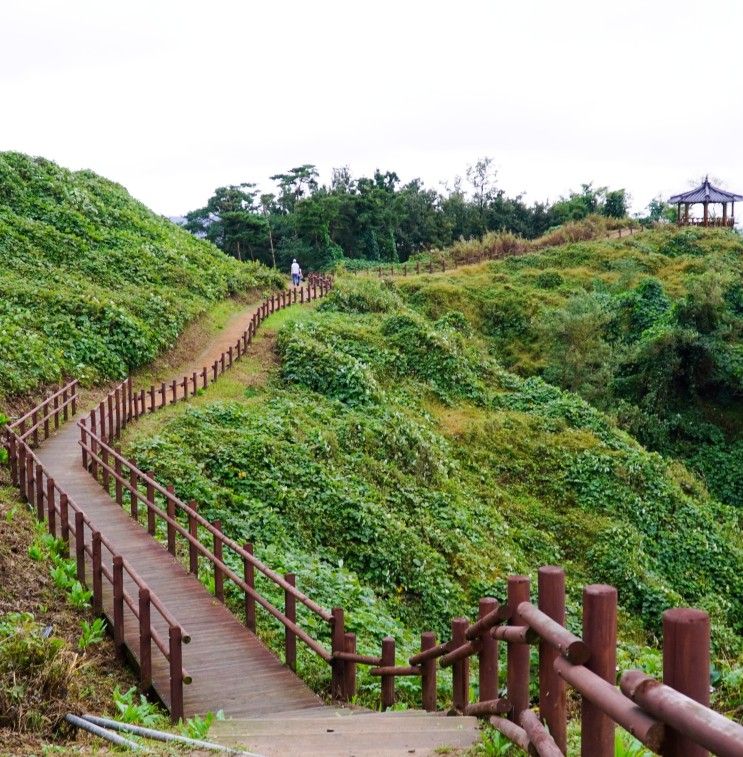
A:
668,177,743,227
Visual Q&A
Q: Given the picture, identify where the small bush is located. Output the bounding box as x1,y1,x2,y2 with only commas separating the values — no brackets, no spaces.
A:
0,612,80,733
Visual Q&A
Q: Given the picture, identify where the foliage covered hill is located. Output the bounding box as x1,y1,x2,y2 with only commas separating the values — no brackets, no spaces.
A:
0,152,283,398
127,234,742,709
389,226,743,510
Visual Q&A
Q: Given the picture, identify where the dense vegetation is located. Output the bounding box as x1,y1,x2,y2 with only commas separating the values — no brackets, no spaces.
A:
183,158,631,271
127,228,742,713
0,152,283,398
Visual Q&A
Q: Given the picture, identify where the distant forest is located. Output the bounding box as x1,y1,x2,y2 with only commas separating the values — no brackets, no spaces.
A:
182,158,632,270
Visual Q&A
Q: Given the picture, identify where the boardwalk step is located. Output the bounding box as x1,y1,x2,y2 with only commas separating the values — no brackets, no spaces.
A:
210,713,481,756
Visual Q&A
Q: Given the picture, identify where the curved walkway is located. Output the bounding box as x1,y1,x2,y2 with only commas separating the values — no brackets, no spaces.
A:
35,296,322,719
31,285,481,754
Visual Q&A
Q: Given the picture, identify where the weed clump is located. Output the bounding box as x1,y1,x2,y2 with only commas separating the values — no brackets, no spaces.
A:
0,612,80,734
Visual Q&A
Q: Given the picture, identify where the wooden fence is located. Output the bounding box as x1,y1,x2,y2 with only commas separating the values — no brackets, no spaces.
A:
3,383,191,721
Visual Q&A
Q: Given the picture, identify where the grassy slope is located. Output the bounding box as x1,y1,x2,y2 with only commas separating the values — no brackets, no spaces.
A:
0,152,283,399
122,230,742,714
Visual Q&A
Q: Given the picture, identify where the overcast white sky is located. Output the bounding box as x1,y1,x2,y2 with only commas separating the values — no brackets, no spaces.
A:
2,0,742,217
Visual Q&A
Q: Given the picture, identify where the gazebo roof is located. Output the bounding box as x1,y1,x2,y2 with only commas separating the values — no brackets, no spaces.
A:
669,177,743,204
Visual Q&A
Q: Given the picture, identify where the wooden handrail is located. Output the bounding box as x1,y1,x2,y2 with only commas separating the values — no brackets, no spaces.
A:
8,379,79,430
79,424,333,623
78,433,332,662
4,427,190,719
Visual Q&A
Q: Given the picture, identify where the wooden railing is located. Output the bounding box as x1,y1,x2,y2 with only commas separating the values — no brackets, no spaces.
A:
56,278,743,754
8,380,79,447
2,382,191,722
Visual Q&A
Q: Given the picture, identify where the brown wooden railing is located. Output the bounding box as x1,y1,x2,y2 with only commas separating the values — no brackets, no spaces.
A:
3,382,190,722
47,278,743,754
8,380,79,447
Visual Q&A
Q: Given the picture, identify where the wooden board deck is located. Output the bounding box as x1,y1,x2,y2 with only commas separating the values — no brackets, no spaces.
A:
36,421,322,719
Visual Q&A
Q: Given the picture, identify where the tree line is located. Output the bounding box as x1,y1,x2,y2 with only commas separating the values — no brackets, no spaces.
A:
183,158,630,270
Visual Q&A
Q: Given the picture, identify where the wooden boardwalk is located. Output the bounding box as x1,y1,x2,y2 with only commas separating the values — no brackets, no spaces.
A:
27,293,482,754
36,418,322,718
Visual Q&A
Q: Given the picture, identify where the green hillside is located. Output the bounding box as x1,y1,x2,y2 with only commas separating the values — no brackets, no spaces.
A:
0,152,283,398
124,229,742,710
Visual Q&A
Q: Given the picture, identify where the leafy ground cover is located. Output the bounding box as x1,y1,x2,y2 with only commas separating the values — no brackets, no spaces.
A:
123,237,742,716
0,152,283,399
390,226,743,510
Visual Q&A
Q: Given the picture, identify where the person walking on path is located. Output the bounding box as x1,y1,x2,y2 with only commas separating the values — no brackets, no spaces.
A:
290,259,302,286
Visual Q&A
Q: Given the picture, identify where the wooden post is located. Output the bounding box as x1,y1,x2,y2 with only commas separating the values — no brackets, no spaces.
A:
31,409,39,447
478,598,499,703
420,631,437,711
35,464,44,520
26,455,34,507
452,617,470,712
188,502,199,575
343,632,357,701
133,387,140,420
130,468,138,519
139,588,152,690
166,485,176,555
102,443,110,493
220,353,225,374
381,636,395,710
538,566,567,753
170,379,177,404
53,393,60,430
44,401,50,439
80,418,88,470
46,477,56,537
662,608,710,757
213,520,224,602
192,371,198,396
113,555,125,658
202,367,208,389
228,346,233,367
90,414,98,478
581,584,617,757
244,542,256,631
17,443,26,499
150,385,156,412
92,531,103,616
160,382,166,409
146,473,156,535
114,388,121,436
8,434,17,486
284,573,297,671
331,607,346,700
507,575,531,722
75,512,85,583
114,450,123,505
99,401,106,440
169,626,184,724
60,493,69,548
62,388,69,422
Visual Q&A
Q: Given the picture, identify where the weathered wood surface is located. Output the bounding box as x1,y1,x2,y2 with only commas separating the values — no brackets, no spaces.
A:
209,711,481,756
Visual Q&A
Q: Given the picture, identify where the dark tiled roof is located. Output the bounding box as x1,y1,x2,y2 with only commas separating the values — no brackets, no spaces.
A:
669,177,743,204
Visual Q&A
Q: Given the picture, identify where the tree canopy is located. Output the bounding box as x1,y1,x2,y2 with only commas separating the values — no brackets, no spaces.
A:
183,160,632,270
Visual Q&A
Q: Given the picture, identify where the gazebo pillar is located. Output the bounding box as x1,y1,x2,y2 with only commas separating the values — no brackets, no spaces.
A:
684,203,690,222
722,202,728,225
703,200,709,227
676,202,681,224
